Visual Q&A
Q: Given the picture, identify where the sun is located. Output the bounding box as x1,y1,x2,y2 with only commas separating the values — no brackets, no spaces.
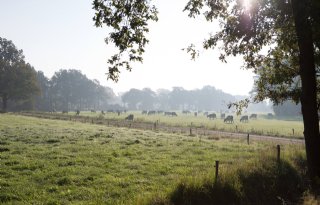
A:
242,0,251,11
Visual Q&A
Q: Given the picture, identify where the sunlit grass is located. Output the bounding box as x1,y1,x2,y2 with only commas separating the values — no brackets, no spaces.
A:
74,111,304,139
0,114,304,204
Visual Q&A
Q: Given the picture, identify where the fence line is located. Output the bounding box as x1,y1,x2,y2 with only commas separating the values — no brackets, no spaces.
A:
16,111,304,145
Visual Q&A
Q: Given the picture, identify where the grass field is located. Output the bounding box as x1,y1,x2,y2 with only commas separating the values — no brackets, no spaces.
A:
0,114,306,204
65,111,305,139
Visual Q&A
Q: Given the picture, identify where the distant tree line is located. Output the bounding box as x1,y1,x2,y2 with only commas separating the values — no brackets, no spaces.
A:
34,69,118,112
0,37,274,114
273,101,301,117
121,86,270,112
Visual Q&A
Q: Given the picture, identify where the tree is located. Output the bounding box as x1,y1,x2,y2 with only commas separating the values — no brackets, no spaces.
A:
0,37,39,112
93,0,320,181
35,71,51,111
121,88,143,110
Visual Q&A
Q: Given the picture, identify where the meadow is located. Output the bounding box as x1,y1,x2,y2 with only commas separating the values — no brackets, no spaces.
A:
58,111,304,139
0,114,308,204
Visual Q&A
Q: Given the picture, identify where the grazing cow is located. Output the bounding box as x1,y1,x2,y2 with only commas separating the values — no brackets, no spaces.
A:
207,113,216,119
125,114,134,121
250,114,257,119
240,115,249,123
75,110,80,115
91,109,96,113
62,110,68,114
164,111,177,116
148,110,156,115
221,113,225,119
224,115,234,124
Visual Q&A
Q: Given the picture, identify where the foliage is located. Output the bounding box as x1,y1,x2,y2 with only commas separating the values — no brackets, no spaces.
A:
0,37,40,112
182,0,319,103
273,101,301,117
92,0,158,81
34,69,116,111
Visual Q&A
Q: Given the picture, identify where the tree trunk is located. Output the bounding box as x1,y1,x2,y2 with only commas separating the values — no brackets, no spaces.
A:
292,0,320,181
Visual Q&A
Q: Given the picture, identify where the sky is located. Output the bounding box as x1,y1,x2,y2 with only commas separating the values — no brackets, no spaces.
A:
0,0,255,96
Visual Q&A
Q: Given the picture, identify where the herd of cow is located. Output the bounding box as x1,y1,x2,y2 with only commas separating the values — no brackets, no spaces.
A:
59,109,258,123
205,113,257,124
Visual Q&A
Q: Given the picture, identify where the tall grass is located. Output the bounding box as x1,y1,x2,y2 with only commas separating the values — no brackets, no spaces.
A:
143,148,308,205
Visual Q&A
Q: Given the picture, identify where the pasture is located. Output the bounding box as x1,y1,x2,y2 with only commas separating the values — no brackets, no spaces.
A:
50,110,304,139
0,114,306,204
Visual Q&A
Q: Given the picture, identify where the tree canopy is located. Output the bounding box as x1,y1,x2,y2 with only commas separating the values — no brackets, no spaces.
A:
35,69,116,112
0,37,39,112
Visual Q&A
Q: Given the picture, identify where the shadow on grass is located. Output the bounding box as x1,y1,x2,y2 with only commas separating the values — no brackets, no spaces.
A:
147,157,305,205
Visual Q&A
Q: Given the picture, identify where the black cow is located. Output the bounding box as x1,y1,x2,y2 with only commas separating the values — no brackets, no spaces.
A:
207,113,216,119
224,115,234,124
125,114,134,121
164,112,177,116
75,110,80,115
250,114,257,119
240,115,249,123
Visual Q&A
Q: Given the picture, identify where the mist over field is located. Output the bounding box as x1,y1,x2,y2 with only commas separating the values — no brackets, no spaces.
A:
1,0,320,204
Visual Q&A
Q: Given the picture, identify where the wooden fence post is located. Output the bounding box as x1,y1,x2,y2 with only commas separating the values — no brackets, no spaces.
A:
292,128,295,136
247,133,250,145
215,160,219,182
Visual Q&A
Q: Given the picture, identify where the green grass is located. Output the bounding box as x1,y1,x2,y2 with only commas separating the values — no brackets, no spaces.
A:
0,114,306,204
62,111,304,139
145,154,306,205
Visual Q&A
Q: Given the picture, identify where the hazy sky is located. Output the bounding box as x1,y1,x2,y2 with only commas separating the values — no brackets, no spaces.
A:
0,0,255,96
